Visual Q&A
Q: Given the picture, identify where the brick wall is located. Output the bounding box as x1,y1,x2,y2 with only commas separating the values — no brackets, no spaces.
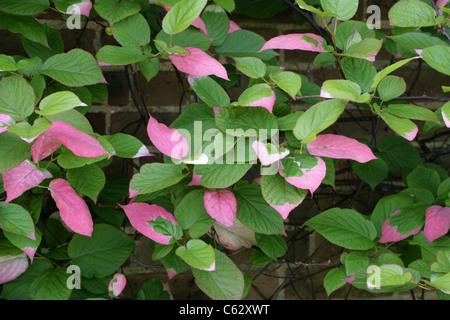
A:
1,0,448,300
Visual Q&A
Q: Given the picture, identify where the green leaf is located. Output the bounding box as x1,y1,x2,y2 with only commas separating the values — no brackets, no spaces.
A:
215,30,276,61
174,189,214,238
305,208,377,250
377,76,406,101
94,0,141,24
341,58,376,93
343,38,383,61
189,76,230,107
421,45,450,76
260,173,307,206
0,76,35,121
428,272,450,292
321,79,370,103
277,111,304,131
335,20,375,51
68,224,136,278
255,233,287,261
345,251,370,276
134,279,171,300
270,71,302,99
215,106,278,138
431,251,450,273
41,49,104,87
0,202,35,238
8,118,51,142
383,104,439,122
213,0,235,12
352,158,389,190
234,57,266,79
201,4,229,46
96,45,147,65
30,267,72,300
192,249,244,300
376,135,422,175
162,0,207,35
320,0,358,20
0,0,49,16
0,12,47,47
370,194,415,237
111,13,150,49
175,239,216,270
0,132,31,173
138,58,160,82
324,267,347,296
233,181,284,235
103,133,150,158
194,162,252,189
379,111,418,141
130,163,187,194
313,52,336,66
411,232,450,263
388,203,427,235
0,54,20,72
389,0,442,27
66,164,106,203
293,99,347,143
369,264,414,287
155,27,211,52
148,216,183,241
37,91,86,116
406,166,440,196
389,32,450,54
371,57,418,89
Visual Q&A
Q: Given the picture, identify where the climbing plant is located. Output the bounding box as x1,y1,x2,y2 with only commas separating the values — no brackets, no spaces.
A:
0,0,449,300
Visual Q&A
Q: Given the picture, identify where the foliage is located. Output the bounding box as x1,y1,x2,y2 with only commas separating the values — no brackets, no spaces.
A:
0,0,449,300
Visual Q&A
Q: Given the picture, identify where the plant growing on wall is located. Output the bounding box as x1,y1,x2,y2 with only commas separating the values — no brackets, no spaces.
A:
0,0,449,300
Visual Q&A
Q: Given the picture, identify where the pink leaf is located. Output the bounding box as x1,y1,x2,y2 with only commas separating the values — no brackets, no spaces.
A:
169,47,229,80
252,141,289,166
379,210,421,243
108,273,127,297
424,206,450,243
259,33,327,53
31,134,62,163
73,0,92,17
0,114,14,133
307,134,377,163
119,202,179,245
49,179,93,237
191,17,208,36
132,145,154,158
442,108,450,128
341,275,355,284
437,0,449,15
22,247,37,263
245,86,276,113
147,114,189,159
279,157,326,195
228,20,241,34
44,121,108,158
203,189,237,228
403,127,418,141
270,201,303,220
188,173,202,186
0,253,28,285
3,160,52,204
